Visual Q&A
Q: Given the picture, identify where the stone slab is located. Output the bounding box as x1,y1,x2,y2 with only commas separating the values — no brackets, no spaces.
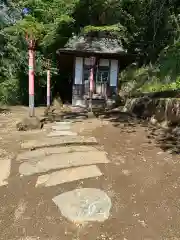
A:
21,136,97,150
55,121,72,124
16,146,98,162
51,125,71,131
19,151,109,176
18,129,46,135
47,131,77,137
18,237,40,240
36,165,102,187
52,188,112,223
0,159,11,186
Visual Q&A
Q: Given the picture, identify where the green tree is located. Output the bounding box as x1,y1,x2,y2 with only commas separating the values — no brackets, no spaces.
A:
0,0,180,104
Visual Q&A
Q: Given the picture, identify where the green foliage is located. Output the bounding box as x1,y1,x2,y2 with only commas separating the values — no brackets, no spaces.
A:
0,0,180,104
159,41,180,81
120,64,158,94
83,24,126,34
120,40,180,94
9,15,45,40
0,77,20,104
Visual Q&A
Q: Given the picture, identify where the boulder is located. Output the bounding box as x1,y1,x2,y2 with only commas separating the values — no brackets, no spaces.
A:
123,96,180,126
16,117,43,131
166,99,180,125
52,95,63,111
154,99,166,122
172,126,180,137
44,106,55,117
123,96,156,118
150,115,157,125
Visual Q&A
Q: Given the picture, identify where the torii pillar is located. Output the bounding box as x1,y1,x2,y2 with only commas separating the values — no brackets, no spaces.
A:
28,38,35,117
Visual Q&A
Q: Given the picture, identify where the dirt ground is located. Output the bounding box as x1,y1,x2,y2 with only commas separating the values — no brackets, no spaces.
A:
0,106,180,240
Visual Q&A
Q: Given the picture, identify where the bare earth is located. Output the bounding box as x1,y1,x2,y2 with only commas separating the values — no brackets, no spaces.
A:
0,106,180,240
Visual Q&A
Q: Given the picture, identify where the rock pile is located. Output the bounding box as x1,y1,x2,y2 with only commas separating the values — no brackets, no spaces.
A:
123,97,180,126
16,117,43,131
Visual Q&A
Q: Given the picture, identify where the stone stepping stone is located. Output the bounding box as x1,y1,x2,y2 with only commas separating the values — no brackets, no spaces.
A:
21,136,97,150
47,131,77,137
16,146,98,162
0,159,11,186
55,121,72,125
36,165,102,187
51,125,71,131
18,129,46,135
52,188,112,223
19,151,109,176
18,237,41,240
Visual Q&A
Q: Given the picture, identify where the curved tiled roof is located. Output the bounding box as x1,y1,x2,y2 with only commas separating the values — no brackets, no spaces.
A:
63,35,126,54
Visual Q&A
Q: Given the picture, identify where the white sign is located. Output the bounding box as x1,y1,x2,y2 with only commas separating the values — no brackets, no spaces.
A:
110,60,118,86
74,57,83,84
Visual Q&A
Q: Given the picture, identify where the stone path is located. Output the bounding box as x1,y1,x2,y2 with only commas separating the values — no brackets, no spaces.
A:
35,165,102,187
52,188,112,223
0,158,11,187
21,135,97,150
15,120,112,224
2,107,180,239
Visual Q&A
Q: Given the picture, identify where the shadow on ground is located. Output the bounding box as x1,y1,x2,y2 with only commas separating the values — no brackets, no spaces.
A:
43,105,180,155
94,109,180,155
0,107,10,114
94,109,148,127
151,126,180,154
60,111,88,120
44,108,88,123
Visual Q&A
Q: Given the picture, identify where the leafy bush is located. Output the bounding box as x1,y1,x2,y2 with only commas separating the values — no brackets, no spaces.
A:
120,40,180,94
0,78,20,104
0,0,180,104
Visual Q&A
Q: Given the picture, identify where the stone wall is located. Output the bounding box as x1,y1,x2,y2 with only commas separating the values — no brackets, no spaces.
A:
122,96,180,125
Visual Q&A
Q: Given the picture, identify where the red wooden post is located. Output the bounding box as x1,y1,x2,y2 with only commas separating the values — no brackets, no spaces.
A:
90,56,95,93
89,56,95,112
47,60,50,107
28,38,35,117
